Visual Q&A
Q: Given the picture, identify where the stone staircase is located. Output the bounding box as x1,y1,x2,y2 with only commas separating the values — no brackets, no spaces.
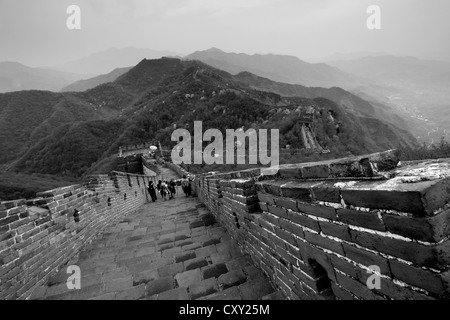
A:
29,167,284,300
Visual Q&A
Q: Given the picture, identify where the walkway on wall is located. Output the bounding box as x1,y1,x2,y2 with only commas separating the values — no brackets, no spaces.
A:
29,168,283,300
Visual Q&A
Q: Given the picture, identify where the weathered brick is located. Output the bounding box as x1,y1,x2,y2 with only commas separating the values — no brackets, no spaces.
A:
319,221,351,242
291,282,311,300
329,255,358,278
342,243,391,275
261,213,280,230
331,282,354,300
286,244,303,262
258,202,269,212
301,164,330,179
277,245,297,266
0,215,19,227
267,205,288,219
195,244,217,258
157,287,189,300
340,176,450,216
293,266,332,293
27,206,50,217
176,269,203,287
264,180,290,196
311,182,341,203
274,227,297,246
335,272,384,300
288,210,320,232
376,277,435,300
145,277,176,296
6,207,26,216
279,182,314,202
349,229,447,269
279,219,304,238
277,164,303,179
0,227,10,239
218,269,246,288
304,230,344,255
204,286,242,300
174,251,196,263
257,213,275,232
274,198,297,211
238,278,274,300
382,209,450,242
157,263,184,277
297,202,337,220
2,201,18,209
21,227,41,241
189,278,217,299
268,232,287,250
133,270,159,286
337,208,385,231
202,263,228,280
390,260,449,296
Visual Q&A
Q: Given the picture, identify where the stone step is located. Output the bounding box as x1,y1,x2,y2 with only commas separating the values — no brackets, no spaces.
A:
32,167,281,300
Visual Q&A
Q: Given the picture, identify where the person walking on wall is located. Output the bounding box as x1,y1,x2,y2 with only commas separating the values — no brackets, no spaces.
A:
168,179,176,199
181,175,192,197
148,181,157,202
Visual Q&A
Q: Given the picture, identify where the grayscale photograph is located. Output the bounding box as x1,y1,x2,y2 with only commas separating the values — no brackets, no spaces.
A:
0,0,449,307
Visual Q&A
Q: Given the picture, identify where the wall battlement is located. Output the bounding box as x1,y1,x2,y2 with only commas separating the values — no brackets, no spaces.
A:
1,150,449,300
193,151,450,300
0,171,160,300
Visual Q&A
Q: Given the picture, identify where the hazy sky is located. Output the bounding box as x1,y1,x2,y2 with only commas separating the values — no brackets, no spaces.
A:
1,0,449,66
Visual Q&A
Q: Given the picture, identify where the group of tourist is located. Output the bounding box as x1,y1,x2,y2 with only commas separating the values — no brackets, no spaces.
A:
147,175,193,202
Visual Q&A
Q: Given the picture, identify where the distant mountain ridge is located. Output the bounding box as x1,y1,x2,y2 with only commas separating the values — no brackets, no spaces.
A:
61,67,132,92
0,62,88,93
327,55,450,86
185,48,367,89
54,47,178,75
0,57,417,179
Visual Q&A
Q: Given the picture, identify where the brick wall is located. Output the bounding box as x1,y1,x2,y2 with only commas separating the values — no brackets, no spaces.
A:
0,171,160,300
115,155,143,174
165,163,190,179
194,152,450,300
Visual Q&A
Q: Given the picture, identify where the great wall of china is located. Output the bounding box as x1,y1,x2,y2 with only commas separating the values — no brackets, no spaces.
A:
0,146,449,300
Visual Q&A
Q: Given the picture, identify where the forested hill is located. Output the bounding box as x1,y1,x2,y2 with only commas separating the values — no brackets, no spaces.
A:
0,58,417,178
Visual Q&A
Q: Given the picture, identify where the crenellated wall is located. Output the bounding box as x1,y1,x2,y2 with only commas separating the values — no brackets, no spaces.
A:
2,150,449,300
115,154,143,174
165,163,192,180
0,171,160,300
194,151,450,300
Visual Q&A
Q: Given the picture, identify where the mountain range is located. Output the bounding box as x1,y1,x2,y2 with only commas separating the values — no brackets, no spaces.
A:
53,47,178,75
59,47,369,92
0,47,178,93
326,56,450,142
0,62,88,93
52,48,450,143
61,67,132,92
0,57,417,180
1,46,449,185
185,48,366,89
327,55,450,87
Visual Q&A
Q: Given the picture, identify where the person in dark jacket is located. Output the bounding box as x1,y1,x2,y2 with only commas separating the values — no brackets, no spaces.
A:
148,181,157,202
168,179,176,199
181,175,192,197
